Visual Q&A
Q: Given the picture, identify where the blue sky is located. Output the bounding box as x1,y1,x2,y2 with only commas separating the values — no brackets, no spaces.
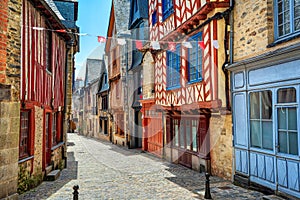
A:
75,0,112,78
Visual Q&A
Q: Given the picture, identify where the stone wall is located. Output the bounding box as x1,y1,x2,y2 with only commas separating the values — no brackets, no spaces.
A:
210,113,232,180
33,106,43,176
233,0,300,61
0,0,21,199
0,102,20,199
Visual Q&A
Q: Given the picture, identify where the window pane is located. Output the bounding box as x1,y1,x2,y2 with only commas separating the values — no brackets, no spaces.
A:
261,91,272,119
289,132,298,155
284,22,291,34
295,5,300,18
279,1,283,13
262,121,273,150
284,0,290,10
295,18,300,31
251,120,261,147
180,123,185,148
186,120,191,150
279,131,288,153
288,107,297,130
278,88,296,103
250,92,260,119
278,108,287,129
174,123,179,146
296,0,300,6
192,126,197,152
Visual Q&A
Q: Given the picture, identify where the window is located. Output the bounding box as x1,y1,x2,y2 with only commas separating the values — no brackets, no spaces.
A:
52,113,57,146
112,48,117,67
250,91,273,150
19,111,31,159
117,114,124,136
45,28,52,72
152,10,157,25
277,87,298,155
274,0,300,39
171,117,200,152
188,33,203,83
166,45,180,89
102,95,108,110
162,0,174,20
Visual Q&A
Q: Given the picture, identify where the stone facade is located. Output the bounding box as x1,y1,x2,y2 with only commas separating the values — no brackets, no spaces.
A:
210,113,232,180
233,0,299,61
0,0,21,199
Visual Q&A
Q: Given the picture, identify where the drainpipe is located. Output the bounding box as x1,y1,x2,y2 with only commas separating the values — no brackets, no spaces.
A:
63,39,74,168
229,0,235,182
221,0,234,111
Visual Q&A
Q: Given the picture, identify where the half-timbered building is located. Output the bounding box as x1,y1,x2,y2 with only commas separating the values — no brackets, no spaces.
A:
227,0,300,198
106,0,131,146
142,0,233,178
19,0,78,189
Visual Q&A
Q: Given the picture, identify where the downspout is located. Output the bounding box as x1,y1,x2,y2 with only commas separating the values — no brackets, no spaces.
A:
221,0,234,111
229,0,235,182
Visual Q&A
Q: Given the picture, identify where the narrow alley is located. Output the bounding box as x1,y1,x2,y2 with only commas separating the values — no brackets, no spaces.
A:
19,133,268,200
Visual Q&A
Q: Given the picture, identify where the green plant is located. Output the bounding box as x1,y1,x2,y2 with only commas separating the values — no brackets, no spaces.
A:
17,165,43,194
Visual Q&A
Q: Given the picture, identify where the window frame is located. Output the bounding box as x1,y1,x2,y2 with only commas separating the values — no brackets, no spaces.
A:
170,117,199,153
188,32,203,83
275,87,299,156
162,0,174,21
166,45,181,90
274,0,300,41
52,112,57,146
249,90,273,151
19,110,34,160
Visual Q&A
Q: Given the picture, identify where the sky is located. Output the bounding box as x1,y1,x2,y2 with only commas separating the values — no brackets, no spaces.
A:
75,0,112,79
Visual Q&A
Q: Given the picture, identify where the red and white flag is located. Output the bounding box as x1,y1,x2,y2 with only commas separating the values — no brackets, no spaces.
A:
135,40,143,50
97,36,106,43
198,41,205,50
168,42,176,52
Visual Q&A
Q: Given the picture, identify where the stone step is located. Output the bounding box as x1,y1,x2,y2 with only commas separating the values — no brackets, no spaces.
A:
45,170,60,181
45,165,53,175
262,195,287,200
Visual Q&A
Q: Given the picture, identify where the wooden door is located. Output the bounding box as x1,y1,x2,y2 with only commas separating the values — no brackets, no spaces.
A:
146,117,163,157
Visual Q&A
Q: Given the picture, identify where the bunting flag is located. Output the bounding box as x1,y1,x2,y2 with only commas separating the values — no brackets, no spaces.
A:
97,36,106,43
198,41,205,50
182,41,192,48
135,40,143,49
117,38,126,45
151,41,160,50
56,29,67,33
213,40,219,49
32,27,45,31
168,42,176,52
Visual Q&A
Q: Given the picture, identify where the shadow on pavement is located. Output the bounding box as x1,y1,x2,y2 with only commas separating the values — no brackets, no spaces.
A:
19,151,78,200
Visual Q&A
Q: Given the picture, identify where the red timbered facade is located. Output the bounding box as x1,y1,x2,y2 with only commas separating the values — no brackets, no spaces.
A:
18,0,78,187
142,0,233,178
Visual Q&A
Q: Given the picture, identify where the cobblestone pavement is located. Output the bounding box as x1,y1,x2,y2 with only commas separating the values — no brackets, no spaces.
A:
19,133,272,200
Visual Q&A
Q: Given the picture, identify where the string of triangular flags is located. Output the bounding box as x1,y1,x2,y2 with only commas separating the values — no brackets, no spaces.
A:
31,26,220,51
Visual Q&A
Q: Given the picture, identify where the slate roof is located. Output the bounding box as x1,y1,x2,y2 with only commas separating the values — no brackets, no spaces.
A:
53,0,78,29
44,0,65,20
84,59,103,87
128,0,149,29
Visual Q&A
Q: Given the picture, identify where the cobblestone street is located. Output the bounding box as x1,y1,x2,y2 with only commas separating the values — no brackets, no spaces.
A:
19,133,270,200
